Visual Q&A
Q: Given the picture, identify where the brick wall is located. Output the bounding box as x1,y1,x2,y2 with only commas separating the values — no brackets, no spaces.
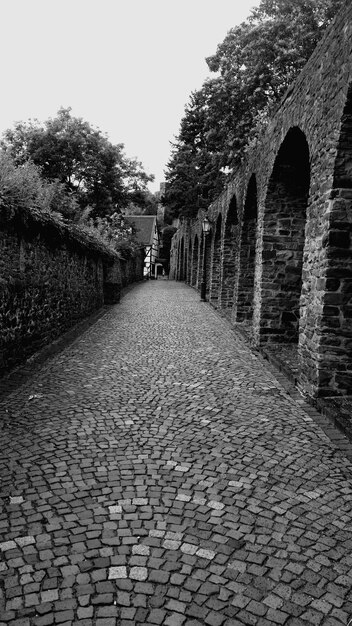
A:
0,208,143,375
170,1,352,400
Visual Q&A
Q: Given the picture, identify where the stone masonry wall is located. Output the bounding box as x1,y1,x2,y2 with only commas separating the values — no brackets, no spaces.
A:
0,208,143,375
170,1,352,400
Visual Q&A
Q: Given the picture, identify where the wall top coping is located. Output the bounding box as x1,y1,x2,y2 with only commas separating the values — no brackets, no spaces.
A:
0,202,121,261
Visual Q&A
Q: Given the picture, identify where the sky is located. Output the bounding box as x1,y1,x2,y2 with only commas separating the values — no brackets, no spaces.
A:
0,0,260,192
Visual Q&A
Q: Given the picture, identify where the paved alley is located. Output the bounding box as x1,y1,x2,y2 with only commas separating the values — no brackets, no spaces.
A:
1,281,352,626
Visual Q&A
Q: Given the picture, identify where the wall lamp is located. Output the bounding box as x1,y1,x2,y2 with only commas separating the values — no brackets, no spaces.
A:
200,216,212,301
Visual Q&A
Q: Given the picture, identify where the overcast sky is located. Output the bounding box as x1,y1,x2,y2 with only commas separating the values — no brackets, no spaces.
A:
0,0,260,192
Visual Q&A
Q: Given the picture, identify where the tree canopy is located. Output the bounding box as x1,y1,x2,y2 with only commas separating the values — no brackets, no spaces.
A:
1,107,154,220
163,0,344,221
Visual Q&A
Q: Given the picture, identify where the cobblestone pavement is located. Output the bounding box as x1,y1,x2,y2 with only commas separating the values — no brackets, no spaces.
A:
1,281,352,626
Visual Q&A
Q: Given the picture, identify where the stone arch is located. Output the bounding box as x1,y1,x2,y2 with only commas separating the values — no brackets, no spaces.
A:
192,234,199,287
259,127,310,343
318,84,352,396
220,194,240,310
235,175,258,323
209,214,222,306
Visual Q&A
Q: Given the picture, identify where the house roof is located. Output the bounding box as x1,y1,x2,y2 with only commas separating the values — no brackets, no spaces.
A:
125,215,158,246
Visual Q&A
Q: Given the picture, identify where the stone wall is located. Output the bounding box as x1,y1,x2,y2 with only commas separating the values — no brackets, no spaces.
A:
0,207,143,375
170,1,352,400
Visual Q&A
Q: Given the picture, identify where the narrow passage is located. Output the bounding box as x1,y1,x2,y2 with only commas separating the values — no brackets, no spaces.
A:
1,281,352,626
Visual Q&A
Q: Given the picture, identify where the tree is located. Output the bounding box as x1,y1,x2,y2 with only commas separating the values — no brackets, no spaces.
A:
163,87,227,221
124,189,159,216
1,108,154,220
159,226,177,273
205,0,344,161
79,212,141,258
0,151,79,219
163,0,344,219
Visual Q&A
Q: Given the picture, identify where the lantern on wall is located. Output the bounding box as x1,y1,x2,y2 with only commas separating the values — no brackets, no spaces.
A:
200,216,212,302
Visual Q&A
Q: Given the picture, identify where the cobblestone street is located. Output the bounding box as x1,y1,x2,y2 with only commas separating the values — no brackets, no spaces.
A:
1,281,352,626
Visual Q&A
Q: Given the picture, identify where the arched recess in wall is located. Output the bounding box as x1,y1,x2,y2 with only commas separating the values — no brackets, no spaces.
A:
235,175,258,323
260,127,310,344
192,234,199,287
210,214,222,306
324,82,352,396
220,194,240,309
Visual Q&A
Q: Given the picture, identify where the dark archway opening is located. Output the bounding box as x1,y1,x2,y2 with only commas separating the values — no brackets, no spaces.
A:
236,175,258,324
260,127,310,345
220,194,240,311
210,215,222,306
